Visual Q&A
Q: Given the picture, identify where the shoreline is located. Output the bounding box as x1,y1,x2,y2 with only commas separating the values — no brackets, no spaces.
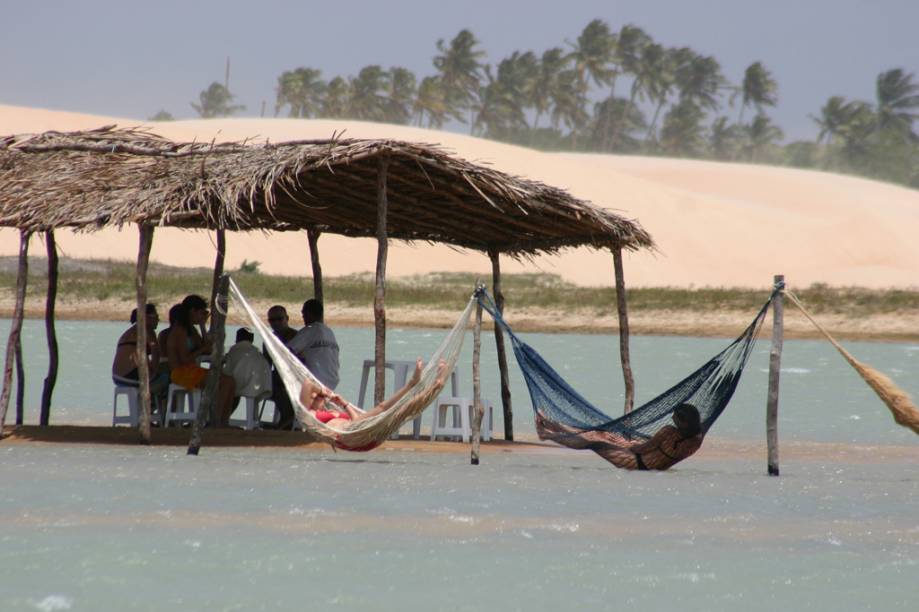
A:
4,426,919,465
4,298,919,342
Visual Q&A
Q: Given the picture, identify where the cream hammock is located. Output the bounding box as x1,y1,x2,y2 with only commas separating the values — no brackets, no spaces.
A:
229,278,474,450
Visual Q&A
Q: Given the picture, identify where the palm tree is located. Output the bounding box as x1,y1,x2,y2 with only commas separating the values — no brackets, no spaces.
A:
413,76,449,128
643,47,678,143
275,68,325,118
320,76,350,118
837,102,877,165
592,96,647,152
660,98,705,156
476,51,539,138
875,68,919,140
567,19,615,95
348,65,390,121
735,62,778,125
708,116,742,160
433,29,486,127
612,25,650,97
191,82,244,118
612,41,666,150
811,96,859,144
673,50,724,112
149,110,174,121
744,113,783,162
384,67,417,124
550,68,589,149
530,48,566,131
477,52,538,137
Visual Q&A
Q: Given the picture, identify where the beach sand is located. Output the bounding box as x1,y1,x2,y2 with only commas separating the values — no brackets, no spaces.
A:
2,104,918,292
3,292,919,340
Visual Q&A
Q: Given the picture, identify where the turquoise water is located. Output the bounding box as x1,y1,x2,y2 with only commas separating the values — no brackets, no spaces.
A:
4,318,919,444
2,319,918,611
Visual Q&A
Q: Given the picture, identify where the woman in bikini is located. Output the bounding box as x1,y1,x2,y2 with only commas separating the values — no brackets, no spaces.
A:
299,358,448,430
166,294,235,427
535,403,704,471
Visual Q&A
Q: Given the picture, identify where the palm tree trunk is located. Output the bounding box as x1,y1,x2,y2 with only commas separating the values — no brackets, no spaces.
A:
612,85,639,151
645,98,667,144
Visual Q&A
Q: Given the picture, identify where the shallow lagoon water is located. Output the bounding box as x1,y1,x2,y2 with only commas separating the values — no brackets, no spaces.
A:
2,319,918,610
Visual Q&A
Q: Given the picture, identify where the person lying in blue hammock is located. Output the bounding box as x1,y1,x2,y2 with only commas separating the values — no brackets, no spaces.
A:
535,403,704,471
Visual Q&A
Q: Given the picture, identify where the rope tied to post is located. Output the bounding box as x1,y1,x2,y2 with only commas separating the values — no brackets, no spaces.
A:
785,289,919,436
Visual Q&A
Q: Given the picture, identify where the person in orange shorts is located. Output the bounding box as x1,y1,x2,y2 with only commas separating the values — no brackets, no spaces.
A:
166,294,235,427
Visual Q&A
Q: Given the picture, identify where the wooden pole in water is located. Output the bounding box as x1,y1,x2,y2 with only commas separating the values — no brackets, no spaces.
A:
14,335,24,426
373,155,390,406
307,228,323,302
189,274,229,455
766,274,785,477
1,230,30,437
489,250,513,440
134,224,154,444
471,286,484,465
612,247,635,413
209,229,226,333
39,230,59,426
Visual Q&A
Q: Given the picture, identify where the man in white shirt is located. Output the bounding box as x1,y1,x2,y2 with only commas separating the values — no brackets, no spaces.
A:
288,299,340,390
223,328,272,400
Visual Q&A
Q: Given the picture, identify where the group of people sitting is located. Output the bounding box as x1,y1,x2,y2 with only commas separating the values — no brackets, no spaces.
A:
111,292,702,470
111,294,342,429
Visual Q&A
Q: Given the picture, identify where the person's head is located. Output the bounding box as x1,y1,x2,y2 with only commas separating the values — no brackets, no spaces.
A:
181,294,209,326
236,327,254,344
672,403,702,438
301,379,329,411
267,305,290,332
301,299,324,325
167,303,182,327
130,303,159,330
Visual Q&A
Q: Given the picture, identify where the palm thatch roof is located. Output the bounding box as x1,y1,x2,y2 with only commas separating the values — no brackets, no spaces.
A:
0,126,653,255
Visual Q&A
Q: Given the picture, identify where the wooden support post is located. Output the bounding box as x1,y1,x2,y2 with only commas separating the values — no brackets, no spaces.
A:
766,274,784,477
489,250,513,441
188,274,229,455
307,228,324,302
470,288,484,465
612,247,635,413
373,155,389,406
39,230,59,426
14,337,24,426
134,224,154,444
1,231,31,437
209,229,226,334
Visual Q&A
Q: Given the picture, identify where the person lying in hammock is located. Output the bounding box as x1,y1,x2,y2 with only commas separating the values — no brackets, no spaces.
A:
299,358,448,430
535,403,704,471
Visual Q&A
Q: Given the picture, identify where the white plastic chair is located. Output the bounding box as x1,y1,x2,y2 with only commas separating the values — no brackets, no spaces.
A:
112,385,140,427
429,397,493,442
228,394,272,430
164,383,201,427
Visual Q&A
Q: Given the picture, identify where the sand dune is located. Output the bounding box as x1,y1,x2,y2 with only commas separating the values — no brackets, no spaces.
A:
2,104,918,289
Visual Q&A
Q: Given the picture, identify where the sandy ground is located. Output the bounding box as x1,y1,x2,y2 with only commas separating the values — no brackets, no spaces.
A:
4,425,919,466
2,291,918,340
2,105,919,291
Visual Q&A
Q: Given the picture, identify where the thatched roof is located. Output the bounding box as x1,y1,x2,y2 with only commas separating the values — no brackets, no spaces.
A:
0,126,653,255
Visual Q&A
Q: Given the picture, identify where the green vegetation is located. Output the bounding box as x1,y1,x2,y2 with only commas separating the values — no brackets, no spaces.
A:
3,258,917,317
188,21,919,189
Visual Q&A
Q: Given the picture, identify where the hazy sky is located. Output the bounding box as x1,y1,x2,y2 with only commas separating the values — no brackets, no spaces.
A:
3,0,917,141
